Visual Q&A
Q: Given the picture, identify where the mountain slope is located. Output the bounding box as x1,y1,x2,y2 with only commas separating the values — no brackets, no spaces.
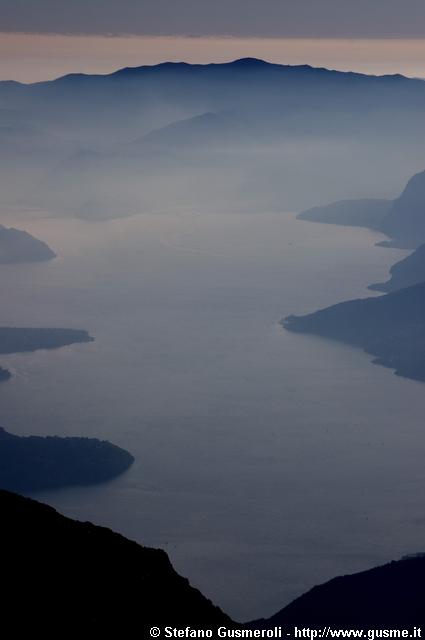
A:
0,490,235,634
257,555,425,627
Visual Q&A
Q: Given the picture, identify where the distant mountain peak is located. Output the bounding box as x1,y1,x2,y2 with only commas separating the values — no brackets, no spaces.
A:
230,58,270,66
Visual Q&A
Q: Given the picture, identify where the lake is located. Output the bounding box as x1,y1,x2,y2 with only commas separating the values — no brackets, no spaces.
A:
1,209,424,622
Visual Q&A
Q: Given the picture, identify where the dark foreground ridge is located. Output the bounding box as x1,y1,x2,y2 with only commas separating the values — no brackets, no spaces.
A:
0,326,93,354
0,427,134,492
282,281,425,381
0,490,234,634
1,490,424,633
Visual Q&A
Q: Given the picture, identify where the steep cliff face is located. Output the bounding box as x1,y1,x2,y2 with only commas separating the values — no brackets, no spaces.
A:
0,490,234,634
381,170,425,246
297,169,425,249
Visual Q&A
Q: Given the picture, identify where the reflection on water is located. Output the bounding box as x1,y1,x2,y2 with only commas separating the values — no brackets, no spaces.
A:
0,210,423,621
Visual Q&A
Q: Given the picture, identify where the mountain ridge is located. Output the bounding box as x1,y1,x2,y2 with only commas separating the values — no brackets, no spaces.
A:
1,57,421,89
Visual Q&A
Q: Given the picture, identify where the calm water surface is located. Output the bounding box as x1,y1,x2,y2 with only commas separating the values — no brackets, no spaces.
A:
0,210,424,621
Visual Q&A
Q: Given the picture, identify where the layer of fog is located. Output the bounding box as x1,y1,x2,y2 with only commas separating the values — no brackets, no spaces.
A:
1,61,425,219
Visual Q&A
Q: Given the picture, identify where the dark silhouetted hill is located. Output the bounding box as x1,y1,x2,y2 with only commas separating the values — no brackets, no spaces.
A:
256,555,425,627
0,490,235,634
0,427,134,492
0,224,56,263
283,282,425,381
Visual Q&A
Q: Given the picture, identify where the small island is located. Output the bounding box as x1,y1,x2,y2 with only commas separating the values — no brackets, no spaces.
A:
0,427,135,493
0,224,56,263
0,366,11,382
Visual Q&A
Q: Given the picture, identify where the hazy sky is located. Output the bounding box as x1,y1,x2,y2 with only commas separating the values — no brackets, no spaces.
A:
1,0,425,38
1,1,425,82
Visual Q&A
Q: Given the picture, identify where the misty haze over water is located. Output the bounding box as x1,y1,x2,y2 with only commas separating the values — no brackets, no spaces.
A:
1,209,424,620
